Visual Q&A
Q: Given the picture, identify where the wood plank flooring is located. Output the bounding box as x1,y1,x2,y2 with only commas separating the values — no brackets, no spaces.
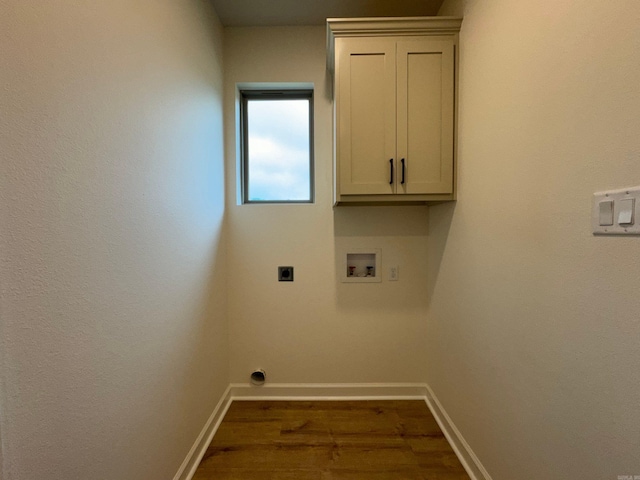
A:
192,400,470,480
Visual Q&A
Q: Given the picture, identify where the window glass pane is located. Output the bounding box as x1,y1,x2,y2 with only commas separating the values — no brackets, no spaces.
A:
246,98,311,202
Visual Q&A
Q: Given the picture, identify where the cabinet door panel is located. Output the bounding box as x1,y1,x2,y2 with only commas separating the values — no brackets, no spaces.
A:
337,38,396,195
397,39,454,194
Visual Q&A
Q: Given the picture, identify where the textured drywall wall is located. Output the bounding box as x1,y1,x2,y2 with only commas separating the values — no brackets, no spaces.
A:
428,0,640,478
224,27,430,383
0,1,228,478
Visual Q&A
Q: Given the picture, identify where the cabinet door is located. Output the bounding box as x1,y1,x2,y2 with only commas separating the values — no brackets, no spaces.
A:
337,38,396,195
396,38,455,194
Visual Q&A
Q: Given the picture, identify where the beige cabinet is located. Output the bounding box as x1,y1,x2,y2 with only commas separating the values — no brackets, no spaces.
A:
327,17,462,205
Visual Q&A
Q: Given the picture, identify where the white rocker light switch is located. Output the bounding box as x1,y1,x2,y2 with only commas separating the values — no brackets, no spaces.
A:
618,198,635,225
599,200,614,226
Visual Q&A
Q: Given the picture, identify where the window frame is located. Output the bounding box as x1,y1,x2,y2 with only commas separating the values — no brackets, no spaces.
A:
239,89,315,204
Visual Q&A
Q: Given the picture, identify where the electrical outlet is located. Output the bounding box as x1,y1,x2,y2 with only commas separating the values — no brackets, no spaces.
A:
278,266,294,282
389,266,399,281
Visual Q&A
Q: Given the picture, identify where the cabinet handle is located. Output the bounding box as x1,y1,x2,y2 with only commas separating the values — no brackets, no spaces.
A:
401,158,405,184
389,158,394,185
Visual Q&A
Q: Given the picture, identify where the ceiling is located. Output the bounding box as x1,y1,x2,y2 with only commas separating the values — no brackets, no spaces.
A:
210,0,446,27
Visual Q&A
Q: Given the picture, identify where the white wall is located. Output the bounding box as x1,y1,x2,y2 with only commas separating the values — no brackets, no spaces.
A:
224,27,431,384
429,1,640,478
0,1,228,478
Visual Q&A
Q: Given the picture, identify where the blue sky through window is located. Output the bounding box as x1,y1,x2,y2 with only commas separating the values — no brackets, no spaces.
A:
246,98,311,202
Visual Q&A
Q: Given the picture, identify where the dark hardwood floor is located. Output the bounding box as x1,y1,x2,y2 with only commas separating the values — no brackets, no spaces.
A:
192,400,471,480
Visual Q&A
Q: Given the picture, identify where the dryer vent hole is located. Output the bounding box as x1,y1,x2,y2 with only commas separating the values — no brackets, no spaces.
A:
250,370,266,386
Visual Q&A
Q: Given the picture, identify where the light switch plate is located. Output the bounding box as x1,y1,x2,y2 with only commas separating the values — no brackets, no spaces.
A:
592,186,640,235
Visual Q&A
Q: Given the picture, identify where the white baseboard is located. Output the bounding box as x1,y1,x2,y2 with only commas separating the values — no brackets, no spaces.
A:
175,382,491,480
173,384,233,480
424,384,493,480
229,382,429,400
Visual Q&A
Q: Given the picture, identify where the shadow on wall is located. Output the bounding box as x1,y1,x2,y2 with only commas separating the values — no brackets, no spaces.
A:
334,205,429,237
333,205,430,311
425,202,457,306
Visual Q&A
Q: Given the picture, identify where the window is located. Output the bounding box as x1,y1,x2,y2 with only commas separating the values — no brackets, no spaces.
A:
240,89,314,203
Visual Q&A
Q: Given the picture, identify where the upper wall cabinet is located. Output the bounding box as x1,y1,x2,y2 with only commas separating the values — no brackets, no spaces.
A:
327,17,462,205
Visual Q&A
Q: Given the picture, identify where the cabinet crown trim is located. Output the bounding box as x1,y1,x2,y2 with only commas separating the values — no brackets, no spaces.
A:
326,16,462,72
